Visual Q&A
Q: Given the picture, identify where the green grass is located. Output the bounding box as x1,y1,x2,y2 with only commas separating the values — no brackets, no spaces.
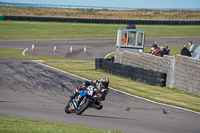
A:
0,115,119,133
0,21,200,40
0,48,61,60
0,48,200,113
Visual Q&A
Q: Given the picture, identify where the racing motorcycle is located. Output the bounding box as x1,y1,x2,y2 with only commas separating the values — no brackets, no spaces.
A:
65,85,102,115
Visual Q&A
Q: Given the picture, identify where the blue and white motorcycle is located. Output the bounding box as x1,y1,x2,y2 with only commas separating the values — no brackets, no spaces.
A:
65,85,102,115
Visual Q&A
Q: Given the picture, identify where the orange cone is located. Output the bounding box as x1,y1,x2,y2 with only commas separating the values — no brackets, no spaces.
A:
32,44,35,51
70,46,73,53
84,46,86,53
54,45,56,52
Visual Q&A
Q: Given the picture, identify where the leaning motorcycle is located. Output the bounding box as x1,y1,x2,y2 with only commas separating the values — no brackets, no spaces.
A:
65,85,102,115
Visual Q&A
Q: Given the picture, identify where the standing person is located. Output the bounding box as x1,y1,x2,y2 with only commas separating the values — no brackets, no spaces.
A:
164,45,170,55
181,45,191,57
160,46,167,57
189,41,195,56
122,33,129,45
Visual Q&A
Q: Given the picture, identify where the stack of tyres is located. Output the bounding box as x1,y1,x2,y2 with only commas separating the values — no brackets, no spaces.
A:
142,69,148,84
95,58,103,70
115,63,123,77
136,68,144,83
101,58,112,73
111,62,117,75
145,70,167,87
104,60,110,73
145,70,155,86
152,71,167,87
103,58,111,72
110,57,115,62
105,58,111,61
107,61,114,74
95,58,167,87
101,59,107,72
129,66,137,81
100,58,115,74
124,65,133,79
104,61,110,73
123,65,130,78
120,65,126,78
109,61,116,75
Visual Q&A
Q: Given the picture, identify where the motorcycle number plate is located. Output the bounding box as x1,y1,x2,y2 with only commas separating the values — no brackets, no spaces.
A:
87,86,93,96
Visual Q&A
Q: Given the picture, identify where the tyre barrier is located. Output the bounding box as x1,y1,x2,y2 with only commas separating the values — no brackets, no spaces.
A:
95,58,167,87
4,15,200,25
95,58,103,70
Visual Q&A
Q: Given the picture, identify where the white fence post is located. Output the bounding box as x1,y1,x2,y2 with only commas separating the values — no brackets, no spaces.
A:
169,59,175,88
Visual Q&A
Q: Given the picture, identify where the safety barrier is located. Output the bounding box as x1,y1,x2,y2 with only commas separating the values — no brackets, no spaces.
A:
4,15,200,25
95,58,167,87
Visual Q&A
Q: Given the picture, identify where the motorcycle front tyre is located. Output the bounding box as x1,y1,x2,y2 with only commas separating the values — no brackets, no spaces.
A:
65,104,71,114
76,97,91,115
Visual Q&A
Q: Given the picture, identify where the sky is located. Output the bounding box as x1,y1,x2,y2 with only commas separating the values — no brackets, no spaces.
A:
1,0,200,9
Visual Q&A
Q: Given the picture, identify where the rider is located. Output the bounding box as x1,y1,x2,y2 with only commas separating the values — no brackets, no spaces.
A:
68,77,109,110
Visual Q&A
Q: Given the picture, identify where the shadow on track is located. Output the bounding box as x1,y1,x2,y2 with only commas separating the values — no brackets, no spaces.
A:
81,114,139,121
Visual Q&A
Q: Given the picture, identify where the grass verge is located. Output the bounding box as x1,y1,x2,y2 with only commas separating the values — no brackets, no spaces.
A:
0,48,200,113
0,21,200,40
0,115,119,133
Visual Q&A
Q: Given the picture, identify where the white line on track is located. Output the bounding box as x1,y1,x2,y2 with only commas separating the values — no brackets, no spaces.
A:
104,52,115,59
32,60,200,115
22,48,28,56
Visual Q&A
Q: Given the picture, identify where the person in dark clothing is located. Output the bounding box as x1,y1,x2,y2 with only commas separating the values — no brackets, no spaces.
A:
160,46,168,57
152,44,160,50
164,45,170,55
181,45,191,57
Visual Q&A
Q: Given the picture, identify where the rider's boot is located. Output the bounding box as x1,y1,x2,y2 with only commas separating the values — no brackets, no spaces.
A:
91,104,103,110
91,98,103,110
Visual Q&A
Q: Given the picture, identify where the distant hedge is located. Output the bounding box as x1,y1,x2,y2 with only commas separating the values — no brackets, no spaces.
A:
4,15,200,25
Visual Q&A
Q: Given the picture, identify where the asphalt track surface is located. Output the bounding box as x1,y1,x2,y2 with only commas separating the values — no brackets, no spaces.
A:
0,38,200,133
0,37,200,61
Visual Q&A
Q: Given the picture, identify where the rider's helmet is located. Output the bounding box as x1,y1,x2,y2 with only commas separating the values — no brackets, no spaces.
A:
100,77,109,89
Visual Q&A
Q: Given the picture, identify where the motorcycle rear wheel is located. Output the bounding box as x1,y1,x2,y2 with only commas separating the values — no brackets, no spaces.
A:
76,97,91,115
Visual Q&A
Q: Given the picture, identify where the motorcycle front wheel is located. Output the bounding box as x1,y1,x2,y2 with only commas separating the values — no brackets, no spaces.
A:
76,97,91,115
65,103,71,114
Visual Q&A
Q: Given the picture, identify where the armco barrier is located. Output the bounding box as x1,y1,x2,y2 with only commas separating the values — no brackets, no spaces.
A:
4,15,200,25
95,58,167,87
